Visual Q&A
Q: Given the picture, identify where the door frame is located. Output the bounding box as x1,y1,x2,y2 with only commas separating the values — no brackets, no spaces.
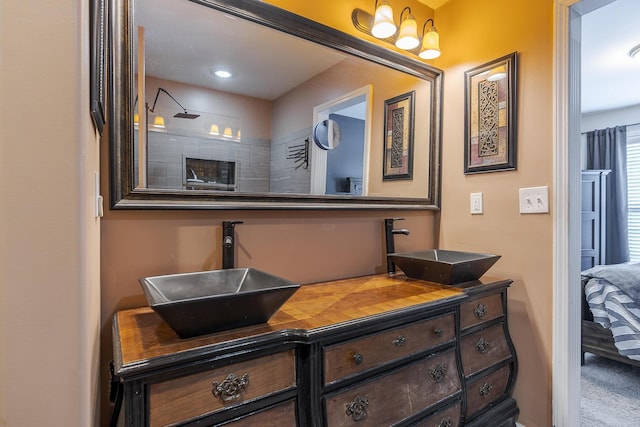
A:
553,1,613,425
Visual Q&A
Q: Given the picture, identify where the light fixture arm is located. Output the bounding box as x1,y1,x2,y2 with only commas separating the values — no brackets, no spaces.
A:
422,18,435,35
399,6,412,21
148,87,188,114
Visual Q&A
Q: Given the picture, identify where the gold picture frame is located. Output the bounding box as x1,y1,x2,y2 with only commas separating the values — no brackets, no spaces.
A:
464,52,518,174
383,91,415,180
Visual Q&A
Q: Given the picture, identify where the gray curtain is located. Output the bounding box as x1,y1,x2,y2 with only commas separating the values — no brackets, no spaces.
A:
586,126,629,264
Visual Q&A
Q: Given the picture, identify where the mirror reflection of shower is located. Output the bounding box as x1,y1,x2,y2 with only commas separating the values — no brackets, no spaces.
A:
143,87,241,142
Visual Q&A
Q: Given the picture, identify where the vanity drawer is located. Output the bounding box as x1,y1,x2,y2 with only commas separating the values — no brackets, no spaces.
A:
220,400,297,427
323,313,455,385
460,323,511,377
465,364,511,418
149,350,296,426
460,294,503,330
324,348,460,426
413,401,462,427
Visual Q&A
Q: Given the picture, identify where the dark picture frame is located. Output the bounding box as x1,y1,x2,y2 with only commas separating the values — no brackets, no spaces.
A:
464,52,518,174
90,0,107,135
383,91,415,180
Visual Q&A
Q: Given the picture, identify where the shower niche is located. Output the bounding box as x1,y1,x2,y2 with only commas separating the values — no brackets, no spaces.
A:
183,158,237,191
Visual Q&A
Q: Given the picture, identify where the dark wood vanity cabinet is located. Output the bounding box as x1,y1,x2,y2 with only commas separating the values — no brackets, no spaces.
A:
112,275,518,426
457,282,519,426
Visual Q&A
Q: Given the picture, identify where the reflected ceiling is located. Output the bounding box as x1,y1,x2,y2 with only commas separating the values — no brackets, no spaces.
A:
137,0,347,100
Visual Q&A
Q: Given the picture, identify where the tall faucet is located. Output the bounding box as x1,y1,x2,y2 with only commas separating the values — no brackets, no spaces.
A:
385,217,410,275
222,220,243,269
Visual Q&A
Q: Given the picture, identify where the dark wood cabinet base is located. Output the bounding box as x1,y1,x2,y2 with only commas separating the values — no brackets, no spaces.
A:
112,274,518,426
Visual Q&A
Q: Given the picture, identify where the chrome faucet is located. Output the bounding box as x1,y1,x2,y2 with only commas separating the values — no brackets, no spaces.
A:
222,220,243,269
385,218,410,275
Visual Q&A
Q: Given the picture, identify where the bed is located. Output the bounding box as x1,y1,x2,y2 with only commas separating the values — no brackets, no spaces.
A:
581,263,640,367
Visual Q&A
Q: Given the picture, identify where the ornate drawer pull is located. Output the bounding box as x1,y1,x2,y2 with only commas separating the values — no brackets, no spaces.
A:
429,363,448,383
392,335,407,347
475,337,490,354
434,328,444,337
474,303,488,320
436,418,452,427
345,395,369,421
479,381,493,397
212,373,249,403
352,353,364,365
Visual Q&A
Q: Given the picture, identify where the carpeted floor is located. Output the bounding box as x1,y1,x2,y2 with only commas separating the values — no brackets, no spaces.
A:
581,353,640,426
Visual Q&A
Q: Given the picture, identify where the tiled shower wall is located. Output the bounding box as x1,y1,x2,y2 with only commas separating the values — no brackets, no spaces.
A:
146,132,271,192
269,127,312,194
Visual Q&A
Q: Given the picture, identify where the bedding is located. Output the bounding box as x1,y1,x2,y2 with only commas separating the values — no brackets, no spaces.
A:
582,263,640,361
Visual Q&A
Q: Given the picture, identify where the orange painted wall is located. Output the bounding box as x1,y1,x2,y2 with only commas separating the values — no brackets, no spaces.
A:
434,1,554,426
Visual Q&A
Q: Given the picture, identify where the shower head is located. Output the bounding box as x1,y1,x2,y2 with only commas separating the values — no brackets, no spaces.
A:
173,112,200,119
149,87,200,119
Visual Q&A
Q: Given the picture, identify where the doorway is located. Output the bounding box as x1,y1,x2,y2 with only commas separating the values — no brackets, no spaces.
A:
553,1,621,426
310,85,372,195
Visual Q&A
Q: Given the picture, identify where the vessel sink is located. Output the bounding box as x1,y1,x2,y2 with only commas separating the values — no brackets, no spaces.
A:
139,268,300,338
387,249,500,285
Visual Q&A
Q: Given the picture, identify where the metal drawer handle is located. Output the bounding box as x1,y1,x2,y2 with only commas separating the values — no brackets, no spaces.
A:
436,418,452,427
392,335,407,347
475,337,490,354
474,303,488,320
479,381,493,397
212,373,249,403
434,328,444,337
345,395,369,421
429,363,448,383
353,353,364,365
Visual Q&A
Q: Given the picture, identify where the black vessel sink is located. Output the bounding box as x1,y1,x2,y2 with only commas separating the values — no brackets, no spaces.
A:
139,268,300,338
387,249,500,285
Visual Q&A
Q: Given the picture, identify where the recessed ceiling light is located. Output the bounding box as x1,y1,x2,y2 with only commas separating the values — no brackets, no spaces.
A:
214,70,232,78
629,44,640,61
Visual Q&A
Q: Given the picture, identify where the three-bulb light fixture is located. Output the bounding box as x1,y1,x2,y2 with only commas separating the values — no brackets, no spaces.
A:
354,0,441,60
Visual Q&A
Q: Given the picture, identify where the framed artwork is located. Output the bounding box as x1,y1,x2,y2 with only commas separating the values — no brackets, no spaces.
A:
464,52,518,174
383,91,415,180
90,0,107,135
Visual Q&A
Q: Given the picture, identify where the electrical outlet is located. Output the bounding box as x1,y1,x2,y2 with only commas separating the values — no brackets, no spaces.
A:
519,186,549,214
470,192,483,214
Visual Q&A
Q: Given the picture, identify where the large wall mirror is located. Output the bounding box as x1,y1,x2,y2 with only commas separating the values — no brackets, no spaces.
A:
109,0,443,209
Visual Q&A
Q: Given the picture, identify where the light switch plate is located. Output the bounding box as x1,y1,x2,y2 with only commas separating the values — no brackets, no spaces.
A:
519,186,549,214
95,171,104,218
470,192,483,214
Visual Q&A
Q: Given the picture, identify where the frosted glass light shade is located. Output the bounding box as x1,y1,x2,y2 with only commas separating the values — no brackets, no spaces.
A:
371,1,396,39
153,115,165,128
133,113,139,125
223,127,233,137
209,124,219,135
395,14,419,50
419,27,440,59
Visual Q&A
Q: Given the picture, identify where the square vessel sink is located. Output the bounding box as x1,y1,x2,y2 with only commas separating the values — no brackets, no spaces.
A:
139,268,300,338
387,249,500,285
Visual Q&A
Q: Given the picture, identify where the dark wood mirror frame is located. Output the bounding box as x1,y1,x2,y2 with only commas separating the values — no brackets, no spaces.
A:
108,0,443,210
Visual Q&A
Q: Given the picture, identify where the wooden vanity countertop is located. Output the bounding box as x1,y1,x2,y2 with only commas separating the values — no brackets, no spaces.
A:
114,274,465,372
